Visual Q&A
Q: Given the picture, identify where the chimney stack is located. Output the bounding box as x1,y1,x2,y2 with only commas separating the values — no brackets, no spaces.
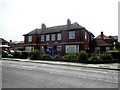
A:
10,40,12,43
41,23,46,29
67,19,71,28
101,31,104,39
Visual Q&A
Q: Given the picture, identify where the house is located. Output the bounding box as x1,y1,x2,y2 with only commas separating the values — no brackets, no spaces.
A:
9,40,25,51
0,38,10,51
23,19,94,55
94,32,118,52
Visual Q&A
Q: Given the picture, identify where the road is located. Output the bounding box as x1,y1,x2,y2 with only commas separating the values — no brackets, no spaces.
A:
1,60,119,88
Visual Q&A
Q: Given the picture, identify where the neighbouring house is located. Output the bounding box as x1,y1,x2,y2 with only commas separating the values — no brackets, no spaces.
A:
94,32,118,53
23,19,94,55
9,40,25,51
0,38,10,51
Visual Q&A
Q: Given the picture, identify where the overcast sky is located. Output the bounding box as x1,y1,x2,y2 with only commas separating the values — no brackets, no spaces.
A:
0,0,119,42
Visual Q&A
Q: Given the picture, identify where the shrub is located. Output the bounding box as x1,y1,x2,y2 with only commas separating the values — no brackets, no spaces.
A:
53,55,62,59
100,53,112,60
63,54,77,60
30,49,40,60
41,54,51,59
111,52,120,60
77,51,88,61
20,51,28,59
89,52,101,61
2,51,8,58
90,56,101,61
13,50,21,58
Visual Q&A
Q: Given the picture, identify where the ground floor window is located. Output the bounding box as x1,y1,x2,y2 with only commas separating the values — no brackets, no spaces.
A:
57,46,62,51
65,45,79,54
106,47,110,51
25,46,34,52
95,47,100,51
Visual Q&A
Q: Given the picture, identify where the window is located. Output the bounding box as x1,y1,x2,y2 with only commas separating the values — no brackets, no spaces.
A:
95,47,100,51
25,46,34,52
52,34,55,41
106,47,110,51
69,31,75,39
46,34,50,41
65,45,79,54
57,46,62,51
57,33,61,40
41,35,44,41
28,35,32,42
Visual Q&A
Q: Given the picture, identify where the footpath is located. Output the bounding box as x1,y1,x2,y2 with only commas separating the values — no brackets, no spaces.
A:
1,58,119,71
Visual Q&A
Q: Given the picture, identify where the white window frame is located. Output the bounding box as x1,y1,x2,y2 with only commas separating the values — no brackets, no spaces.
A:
52,34,55,41
65,45,79,54
69,31,75,39
57,33,61,40
46,34,50,41
41,35,44,41
28,35,32,42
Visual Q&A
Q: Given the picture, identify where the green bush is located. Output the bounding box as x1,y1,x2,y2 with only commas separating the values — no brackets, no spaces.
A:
53,55,62,59
100,53,112,60
78,51,88,60
89,52,101,61
63,54,77,60
111,52,120,59
20,51,28,59
90,56,101,61
2,51,8,58
108,49,120,59
13,50,21,58
41,54,51,59
30,49,40,60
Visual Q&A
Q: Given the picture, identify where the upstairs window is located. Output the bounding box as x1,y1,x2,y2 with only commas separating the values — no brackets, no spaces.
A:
28,35,32,42
52,34,55,41
46,34,50,41
41,35,44,41
57,33,61,40
69,31,75,39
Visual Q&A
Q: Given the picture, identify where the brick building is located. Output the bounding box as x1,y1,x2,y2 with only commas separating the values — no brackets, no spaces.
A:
94,32,118,52
23,19,94,55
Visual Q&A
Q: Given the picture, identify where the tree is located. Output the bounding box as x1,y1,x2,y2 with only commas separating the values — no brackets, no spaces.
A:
115,42,120,50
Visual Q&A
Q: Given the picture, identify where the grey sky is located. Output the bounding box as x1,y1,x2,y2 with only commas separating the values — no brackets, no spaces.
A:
0,0,119,41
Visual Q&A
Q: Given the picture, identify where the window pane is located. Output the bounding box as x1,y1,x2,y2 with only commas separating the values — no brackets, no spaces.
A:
69,31,75,39
28,36,32,42
52,34,55,41
41,35,44,41
46,35,50,41
65,45,79,54
57,33,61,40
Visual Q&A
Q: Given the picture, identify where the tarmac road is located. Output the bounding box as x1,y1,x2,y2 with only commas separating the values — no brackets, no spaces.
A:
1,60,119,88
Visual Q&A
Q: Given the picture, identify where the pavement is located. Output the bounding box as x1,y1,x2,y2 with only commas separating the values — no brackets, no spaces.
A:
1,58,119,71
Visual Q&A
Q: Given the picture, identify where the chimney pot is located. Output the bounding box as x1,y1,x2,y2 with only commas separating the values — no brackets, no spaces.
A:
41,23,46,29
67,19,71,28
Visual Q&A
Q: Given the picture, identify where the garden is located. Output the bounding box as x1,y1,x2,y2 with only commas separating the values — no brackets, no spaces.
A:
2,48,120,64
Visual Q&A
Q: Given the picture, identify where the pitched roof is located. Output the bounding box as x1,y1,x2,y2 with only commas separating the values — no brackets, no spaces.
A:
0,38,9,43
24,22,83,36
95,39,113,46
96,34,110,39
